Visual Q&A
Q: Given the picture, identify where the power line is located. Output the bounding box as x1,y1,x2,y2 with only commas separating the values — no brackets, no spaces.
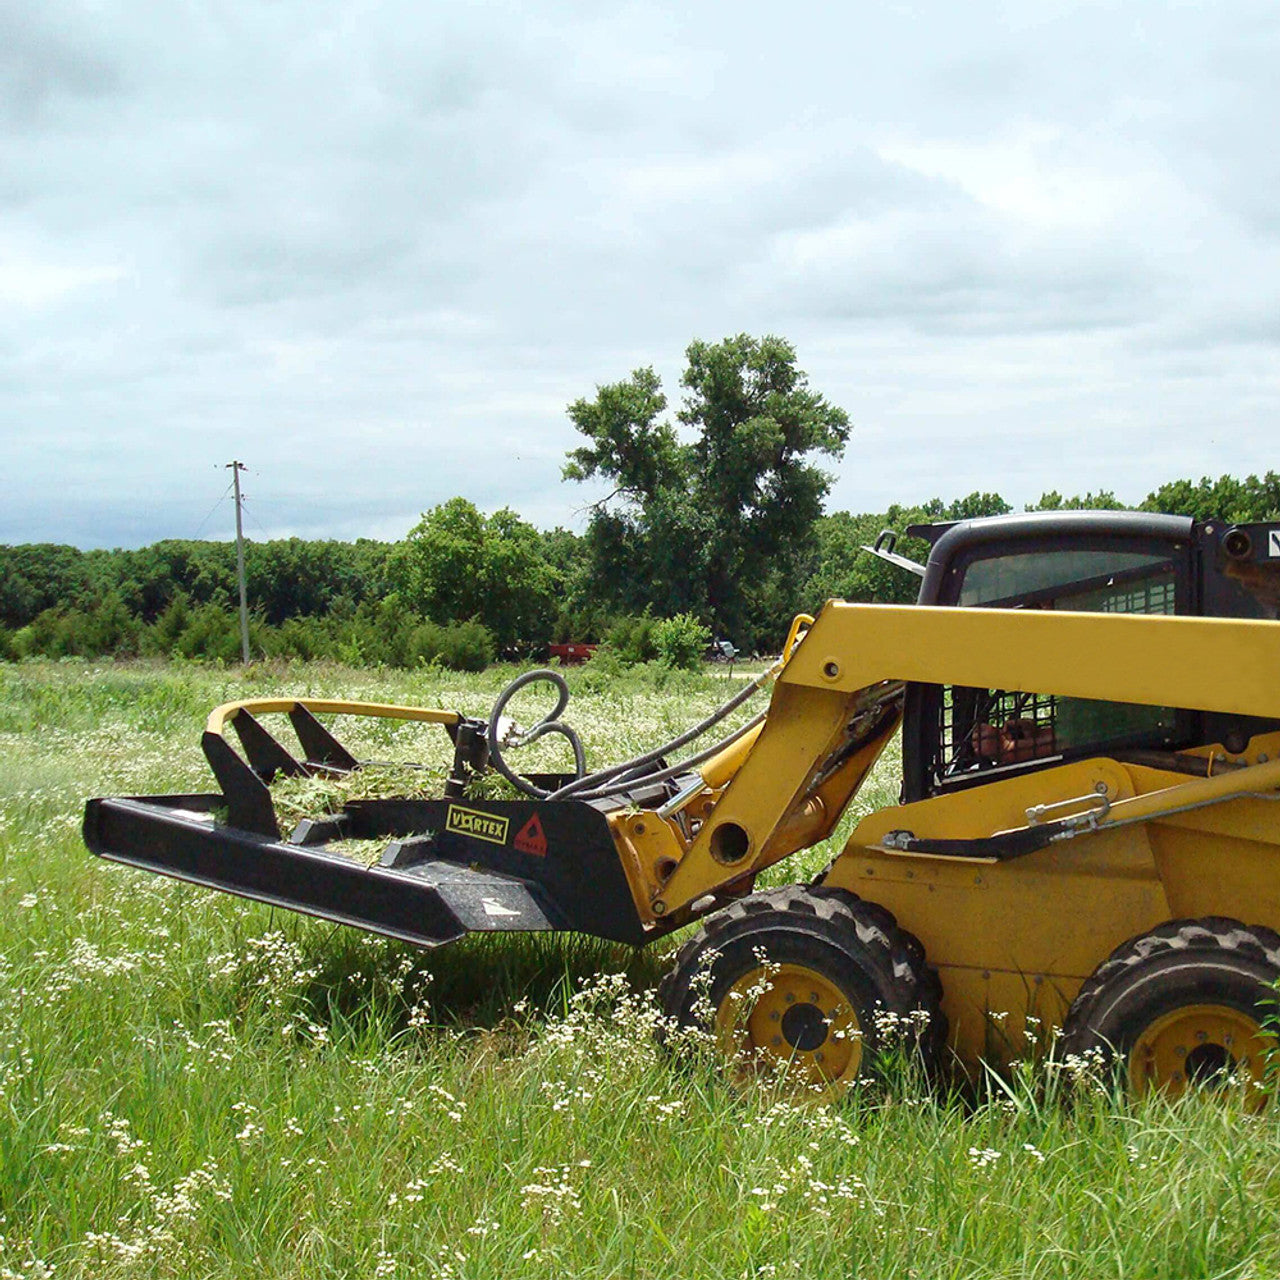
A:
240,495,273,541
192,479,236,540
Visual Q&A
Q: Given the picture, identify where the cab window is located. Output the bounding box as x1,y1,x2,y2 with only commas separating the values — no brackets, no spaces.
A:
958,549,1176,609
933,549,1181,788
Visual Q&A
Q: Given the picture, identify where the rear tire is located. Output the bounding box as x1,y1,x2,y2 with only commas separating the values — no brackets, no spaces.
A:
658,885,945,1098
1059,918,1280,1101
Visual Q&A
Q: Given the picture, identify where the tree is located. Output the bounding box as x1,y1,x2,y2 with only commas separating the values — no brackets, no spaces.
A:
0,544,93,627
564,335,850,647
564,367,682,506
803,492,1013,608
1027,490,1120,511
1140,473,1280,523
389,498,559,650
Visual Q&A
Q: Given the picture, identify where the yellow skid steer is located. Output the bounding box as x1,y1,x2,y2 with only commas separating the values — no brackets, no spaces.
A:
85,511,1280,1096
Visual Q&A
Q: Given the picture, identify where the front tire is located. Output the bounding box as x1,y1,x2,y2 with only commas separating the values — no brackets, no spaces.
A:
1059,918,1280,1101
658,885,945,1097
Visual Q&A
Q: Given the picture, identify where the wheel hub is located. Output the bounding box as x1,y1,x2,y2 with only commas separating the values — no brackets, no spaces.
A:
1129,1003,1269,1101
715,962,862,1093
780,1001,828,1052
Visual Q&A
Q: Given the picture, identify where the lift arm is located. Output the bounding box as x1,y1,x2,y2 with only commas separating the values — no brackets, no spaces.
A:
654,604,1280,915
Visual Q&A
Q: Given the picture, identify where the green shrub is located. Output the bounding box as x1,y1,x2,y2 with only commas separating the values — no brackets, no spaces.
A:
604,613,659,665
172,602,247,663
261,616,329,662
80,593,142,656
10,595,142,659
0,589,498,670
652,611,711,670
143,594,192,655
404,619,495,672
574,643,627,690
355,595,417,666
17,608,71,657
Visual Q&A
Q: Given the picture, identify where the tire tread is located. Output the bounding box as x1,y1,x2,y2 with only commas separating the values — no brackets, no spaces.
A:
1060,916,1280,1064
658,884,948,1065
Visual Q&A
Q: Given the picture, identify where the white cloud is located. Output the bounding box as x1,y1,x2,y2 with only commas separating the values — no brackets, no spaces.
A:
0,255,125,307
0,0,1277,546
874,126,1146,230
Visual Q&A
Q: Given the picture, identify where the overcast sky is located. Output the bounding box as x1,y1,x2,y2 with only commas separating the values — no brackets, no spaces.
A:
3,1,1277,548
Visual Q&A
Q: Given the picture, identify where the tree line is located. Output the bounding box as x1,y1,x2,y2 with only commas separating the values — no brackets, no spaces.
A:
3,335,1278,669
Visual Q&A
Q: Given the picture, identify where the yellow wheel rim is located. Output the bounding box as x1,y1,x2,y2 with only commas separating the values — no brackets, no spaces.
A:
1128,1003,1272,1103
713,962,862,1097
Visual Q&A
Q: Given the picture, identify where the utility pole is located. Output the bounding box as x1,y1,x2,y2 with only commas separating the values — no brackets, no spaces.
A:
226,460,251,664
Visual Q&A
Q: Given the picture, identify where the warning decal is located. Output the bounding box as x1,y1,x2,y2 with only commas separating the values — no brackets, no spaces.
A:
1269,529,1280,558
513,813,548,857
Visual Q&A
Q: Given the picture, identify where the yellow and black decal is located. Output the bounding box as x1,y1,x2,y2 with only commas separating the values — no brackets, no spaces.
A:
445,805,510,846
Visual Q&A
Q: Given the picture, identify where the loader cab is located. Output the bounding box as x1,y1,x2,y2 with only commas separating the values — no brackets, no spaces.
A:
898,511,1280,803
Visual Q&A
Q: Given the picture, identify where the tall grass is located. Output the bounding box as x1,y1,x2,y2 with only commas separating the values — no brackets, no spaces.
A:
1,659,1278,1278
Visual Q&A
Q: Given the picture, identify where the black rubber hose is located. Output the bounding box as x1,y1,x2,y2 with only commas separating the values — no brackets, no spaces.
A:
486,665,770,804
552,709,767,802
486,669,586,800
547,670,770,801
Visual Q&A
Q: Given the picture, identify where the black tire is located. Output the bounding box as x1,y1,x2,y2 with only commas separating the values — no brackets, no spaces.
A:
1059,917,1280,1098
658,885,946,1096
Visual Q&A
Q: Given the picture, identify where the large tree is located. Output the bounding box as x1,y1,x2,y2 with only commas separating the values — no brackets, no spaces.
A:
389,498,559,649
564,335,850,646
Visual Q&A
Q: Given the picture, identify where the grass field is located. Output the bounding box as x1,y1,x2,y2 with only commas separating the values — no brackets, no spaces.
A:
3,658,1280,1279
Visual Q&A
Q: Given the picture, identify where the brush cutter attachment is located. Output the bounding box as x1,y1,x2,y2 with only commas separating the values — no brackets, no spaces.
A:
83,657,782,950
84,690,659,947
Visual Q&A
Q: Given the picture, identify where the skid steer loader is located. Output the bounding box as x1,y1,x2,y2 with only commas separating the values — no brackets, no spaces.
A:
84,511,1280,1097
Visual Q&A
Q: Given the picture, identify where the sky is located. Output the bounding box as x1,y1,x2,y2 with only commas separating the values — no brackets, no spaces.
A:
2,0,1278,548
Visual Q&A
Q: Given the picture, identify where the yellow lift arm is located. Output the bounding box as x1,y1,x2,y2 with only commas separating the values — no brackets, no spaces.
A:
632,603,1280,919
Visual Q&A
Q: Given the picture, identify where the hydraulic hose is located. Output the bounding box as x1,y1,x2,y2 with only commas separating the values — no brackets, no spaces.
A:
484,665,771,803
485,669,586,800
548,668,772,800
550,709,768,802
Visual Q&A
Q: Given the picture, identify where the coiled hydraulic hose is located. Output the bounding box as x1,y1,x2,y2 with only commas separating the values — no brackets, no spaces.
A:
484,666,771,803
485,669,587,799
